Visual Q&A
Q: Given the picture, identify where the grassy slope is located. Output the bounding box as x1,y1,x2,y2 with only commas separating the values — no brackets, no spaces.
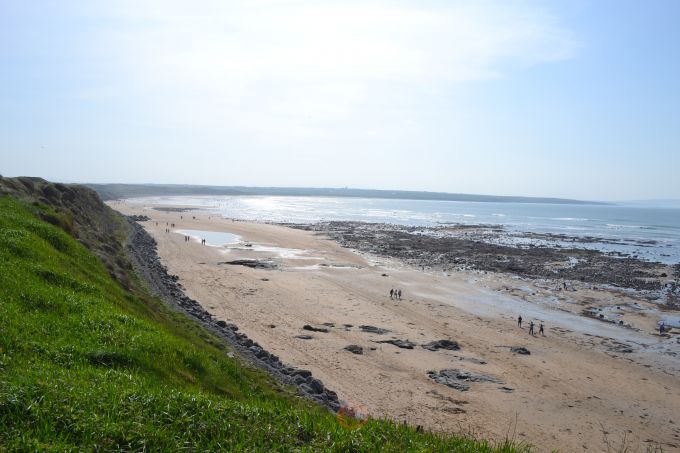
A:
0,196,526,452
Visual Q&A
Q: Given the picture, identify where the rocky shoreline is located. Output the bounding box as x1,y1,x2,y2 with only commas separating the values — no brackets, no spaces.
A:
291,221,680,303
126,219,341,411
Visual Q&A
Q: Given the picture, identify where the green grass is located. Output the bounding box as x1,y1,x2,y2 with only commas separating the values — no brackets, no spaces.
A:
0,196,528,451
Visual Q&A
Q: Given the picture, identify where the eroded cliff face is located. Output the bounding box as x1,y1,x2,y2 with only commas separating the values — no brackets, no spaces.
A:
0,176,133,288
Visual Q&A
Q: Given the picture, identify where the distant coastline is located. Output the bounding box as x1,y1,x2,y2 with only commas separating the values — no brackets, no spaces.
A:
87,183,608,205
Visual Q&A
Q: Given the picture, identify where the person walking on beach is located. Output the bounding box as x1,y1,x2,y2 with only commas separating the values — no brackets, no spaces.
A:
390,289,394,300
529,321,535,336
398,289,402,300
539,323,544,336
659,321,665,334
517,316,522,328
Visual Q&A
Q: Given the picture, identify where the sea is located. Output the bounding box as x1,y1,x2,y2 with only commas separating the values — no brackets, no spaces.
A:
134,195,680,265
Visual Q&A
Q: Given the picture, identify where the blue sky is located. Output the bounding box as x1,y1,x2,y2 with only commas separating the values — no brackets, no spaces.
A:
1,0,679,201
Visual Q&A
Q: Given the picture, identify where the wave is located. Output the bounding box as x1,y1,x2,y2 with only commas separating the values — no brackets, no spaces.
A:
551,217,589,221
605,224,645,229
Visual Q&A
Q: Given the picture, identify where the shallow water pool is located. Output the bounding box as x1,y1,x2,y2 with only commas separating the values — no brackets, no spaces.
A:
176,229,241,246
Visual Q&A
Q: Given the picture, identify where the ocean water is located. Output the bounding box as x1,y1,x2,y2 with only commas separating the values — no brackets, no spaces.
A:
135,196,680,265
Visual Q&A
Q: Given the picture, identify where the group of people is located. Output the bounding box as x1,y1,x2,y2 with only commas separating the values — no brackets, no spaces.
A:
389,288,403,300
162,221,176,234
517,315,545,336
178,232,206,245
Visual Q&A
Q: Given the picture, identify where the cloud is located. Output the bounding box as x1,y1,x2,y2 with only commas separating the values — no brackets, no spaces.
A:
76,0,577,140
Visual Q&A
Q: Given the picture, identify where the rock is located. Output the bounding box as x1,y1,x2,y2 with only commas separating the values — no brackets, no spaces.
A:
293,369,313,378
127,215,150,222
309,378,325,394
295,335,313,340
498,386,514,393
428,368,503,391
375,339,416,349
218,259,276,269
422,339,460,351
299,383,314,394
459,357,487,365
322,322,335,327
303,324,329,333
216,320,227,328
510,346,531,355
359,325,390,335
344,345,363,355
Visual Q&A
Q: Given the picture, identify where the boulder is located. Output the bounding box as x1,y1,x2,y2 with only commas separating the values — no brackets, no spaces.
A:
510,346,530,355
344,345,364,355
422,339,460,351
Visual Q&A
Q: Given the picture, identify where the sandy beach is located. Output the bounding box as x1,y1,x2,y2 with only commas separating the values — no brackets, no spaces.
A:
113,200,680,452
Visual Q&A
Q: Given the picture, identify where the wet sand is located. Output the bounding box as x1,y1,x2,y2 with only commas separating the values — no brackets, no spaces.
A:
113,200,680,452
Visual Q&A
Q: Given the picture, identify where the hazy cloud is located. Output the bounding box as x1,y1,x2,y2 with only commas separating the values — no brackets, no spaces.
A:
81,0,577,136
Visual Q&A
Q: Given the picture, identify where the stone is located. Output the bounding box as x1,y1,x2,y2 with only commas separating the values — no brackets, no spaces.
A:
428,368,503,391
510,346,530,355
344,345,363,355
359,325,390,335
422,339,460,351
375,339,416,349
293,369,313,378
303,325,329,333
309,378,325,394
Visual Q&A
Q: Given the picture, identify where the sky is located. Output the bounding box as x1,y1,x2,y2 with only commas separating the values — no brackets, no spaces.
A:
1,1,679,201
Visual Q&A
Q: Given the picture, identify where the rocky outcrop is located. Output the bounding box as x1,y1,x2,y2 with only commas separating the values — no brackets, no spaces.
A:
427,369,503,392
294,221,673,294
422,340,460,351
219,260,277,269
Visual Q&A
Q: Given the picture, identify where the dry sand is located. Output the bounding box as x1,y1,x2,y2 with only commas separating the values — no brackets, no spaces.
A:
113,200,680,452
